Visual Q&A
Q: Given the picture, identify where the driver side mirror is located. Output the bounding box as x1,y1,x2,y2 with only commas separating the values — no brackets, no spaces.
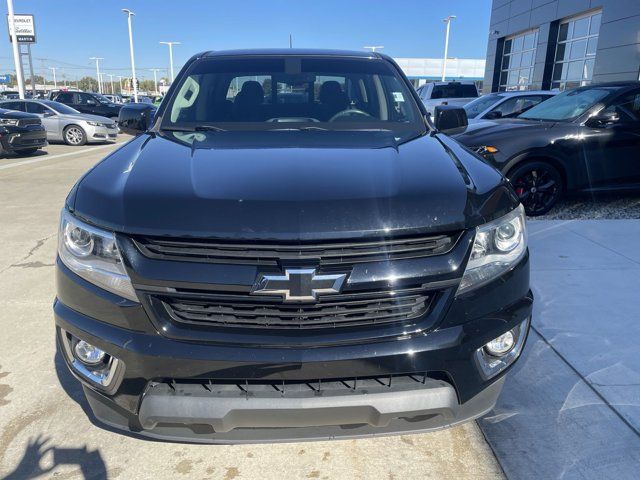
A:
484,110,503,120
117,103,157,136
433,105,468,131
43,110,55,117
86,99,97,106
585,111,620,128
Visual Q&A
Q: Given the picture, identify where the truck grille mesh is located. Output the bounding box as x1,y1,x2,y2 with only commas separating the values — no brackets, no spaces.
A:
157,287,432,329
133,233,459,266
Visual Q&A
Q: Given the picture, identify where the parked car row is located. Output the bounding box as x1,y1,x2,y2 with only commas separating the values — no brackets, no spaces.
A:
424,81,640,215
0,97,119,156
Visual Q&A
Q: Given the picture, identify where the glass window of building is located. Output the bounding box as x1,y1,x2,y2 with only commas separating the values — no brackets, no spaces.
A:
552,11,602,90
499,30,538,91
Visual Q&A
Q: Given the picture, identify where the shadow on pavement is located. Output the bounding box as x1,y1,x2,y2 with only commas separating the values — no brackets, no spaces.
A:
0,435,107,480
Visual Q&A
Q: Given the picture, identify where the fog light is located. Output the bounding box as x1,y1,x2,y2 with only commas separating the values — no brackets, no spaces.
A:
475,318,530,380
60,329,121,389
484,331,515,357
74,340,106,365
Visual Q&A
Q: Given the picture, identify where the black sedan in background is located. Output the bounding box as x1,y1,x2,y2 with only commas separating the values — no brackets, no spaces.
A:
50,91,122,119
453,82,640,215
0,108,47,156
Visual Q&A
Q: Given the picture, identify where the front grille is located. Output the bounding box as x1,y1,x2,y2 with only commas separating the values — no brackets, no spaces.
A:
133,232,459,266
157,287,432,329
17,118,41,127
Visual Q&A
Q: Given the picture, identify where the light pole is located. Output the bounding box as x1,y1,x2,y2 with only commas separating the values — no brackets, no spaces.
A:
159,41,180,83
363,46,384,52
89,57,104,93
150,68,161,95
7,0,25,98
441,15,456,81
122,9,138,102
117,75,124,93
49,67,58,88
107,74,115,94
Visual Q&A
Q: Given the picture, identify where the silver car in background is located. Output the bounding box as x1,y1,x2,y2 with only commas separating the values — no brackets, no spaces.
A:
0,99,118,145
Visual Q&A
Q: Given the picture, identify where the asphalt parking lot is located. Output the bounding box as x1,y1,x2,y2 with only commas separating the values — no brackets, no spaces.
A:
0,140,503,480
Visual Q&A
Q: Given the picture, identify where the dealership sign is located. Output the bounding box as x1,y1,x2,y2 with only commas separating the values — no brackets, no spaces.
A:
7,14,36,43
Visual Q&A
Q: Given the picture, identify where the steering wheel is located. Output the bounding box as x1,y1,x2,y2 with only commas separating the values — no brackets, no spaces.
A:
329,109,373,122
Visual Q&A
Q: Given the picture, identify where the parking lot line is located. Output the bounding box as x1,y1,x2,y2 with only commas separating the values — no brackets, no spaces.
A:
0,143,121,171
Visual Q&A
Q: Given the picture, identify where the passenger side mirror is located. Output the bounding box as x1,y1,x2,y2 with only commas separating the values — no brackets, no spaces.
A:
433,105,468,131
43,110,55,117
484,110,502,120
86,99,97,106
585,111,620,128
117,103,157,136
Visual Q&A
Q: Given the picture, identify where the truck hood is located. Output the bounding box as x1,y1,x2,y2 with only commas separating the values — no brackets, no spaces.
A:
71,130,516,240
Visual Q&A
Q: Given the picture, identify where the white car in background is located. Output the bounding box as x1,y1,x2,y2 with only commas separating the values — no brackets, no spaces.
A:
0,99,118,145
416,81,479,115
463,90,558,123
103,94,125,104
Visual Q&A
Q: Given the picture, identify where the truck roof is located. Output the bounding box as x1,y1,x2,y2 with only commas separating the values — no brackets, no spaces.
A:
202,48,379,58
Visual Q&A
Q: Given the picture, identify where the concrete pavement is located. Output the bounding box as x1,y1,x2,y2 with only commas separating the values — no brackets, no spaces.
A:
479,220,640,479
0,141,503,479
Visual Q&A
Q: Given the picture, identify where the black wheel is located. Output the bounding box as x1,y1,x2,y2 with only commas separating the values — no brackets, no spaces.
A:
508,161,563,216
16,147,39,155
63,125,87,146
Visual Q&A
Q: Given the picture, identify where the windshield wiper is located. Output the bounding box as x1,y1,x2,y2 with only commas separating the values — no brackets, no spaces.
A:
194,125,227,132
160,125,227,133
268,126,329,132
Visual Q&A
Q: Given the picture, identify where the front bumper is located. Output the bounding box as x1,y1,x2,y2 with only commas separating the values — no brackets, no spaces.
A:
54,248,532,443
85,124,118,142
1,127,47,152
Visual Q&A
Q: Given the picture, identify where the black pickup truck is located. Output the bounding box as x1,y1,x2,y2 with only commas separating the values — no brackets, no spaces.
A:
55,49,531,443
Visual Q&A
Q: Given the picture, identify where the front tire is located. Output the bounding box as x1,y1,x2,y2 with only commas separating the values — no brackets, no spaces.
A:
507,161,563,216
63,125,87,146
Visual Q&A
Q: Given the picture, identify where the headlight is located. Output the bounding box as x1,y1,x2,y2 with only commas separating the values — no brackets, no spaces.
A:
457,204,527,295
0,118,19,126
58,210,138,301
86,121,102,127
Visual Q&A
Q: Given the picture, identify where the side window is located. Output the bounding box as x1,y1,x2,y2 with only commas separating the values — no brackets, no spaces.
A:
25,102,47,114
1,101,24,111
494,95,543,117
602,91,640,123
77,93,95,105
55,92,74,103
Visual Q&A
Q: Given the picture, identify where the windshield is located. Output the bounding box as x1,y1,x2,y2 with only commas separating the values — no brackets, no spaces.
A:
161,56,425,137
464,93,502,118
431,84,478,99
518,87,614,121
43,100,80,115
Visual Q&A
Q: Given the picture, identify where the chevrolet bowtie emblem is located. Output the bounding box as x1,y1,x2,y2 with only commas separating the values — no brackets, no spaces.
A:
251,268,347,302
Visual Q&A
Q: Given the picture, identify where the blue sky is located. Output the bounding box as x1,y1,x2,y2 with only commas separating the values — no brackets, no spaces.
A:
1,0,491,82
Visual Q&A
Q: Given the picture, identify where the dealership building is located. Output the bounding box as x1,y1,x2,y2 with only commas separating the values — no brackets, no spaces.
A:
484,0,640,92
